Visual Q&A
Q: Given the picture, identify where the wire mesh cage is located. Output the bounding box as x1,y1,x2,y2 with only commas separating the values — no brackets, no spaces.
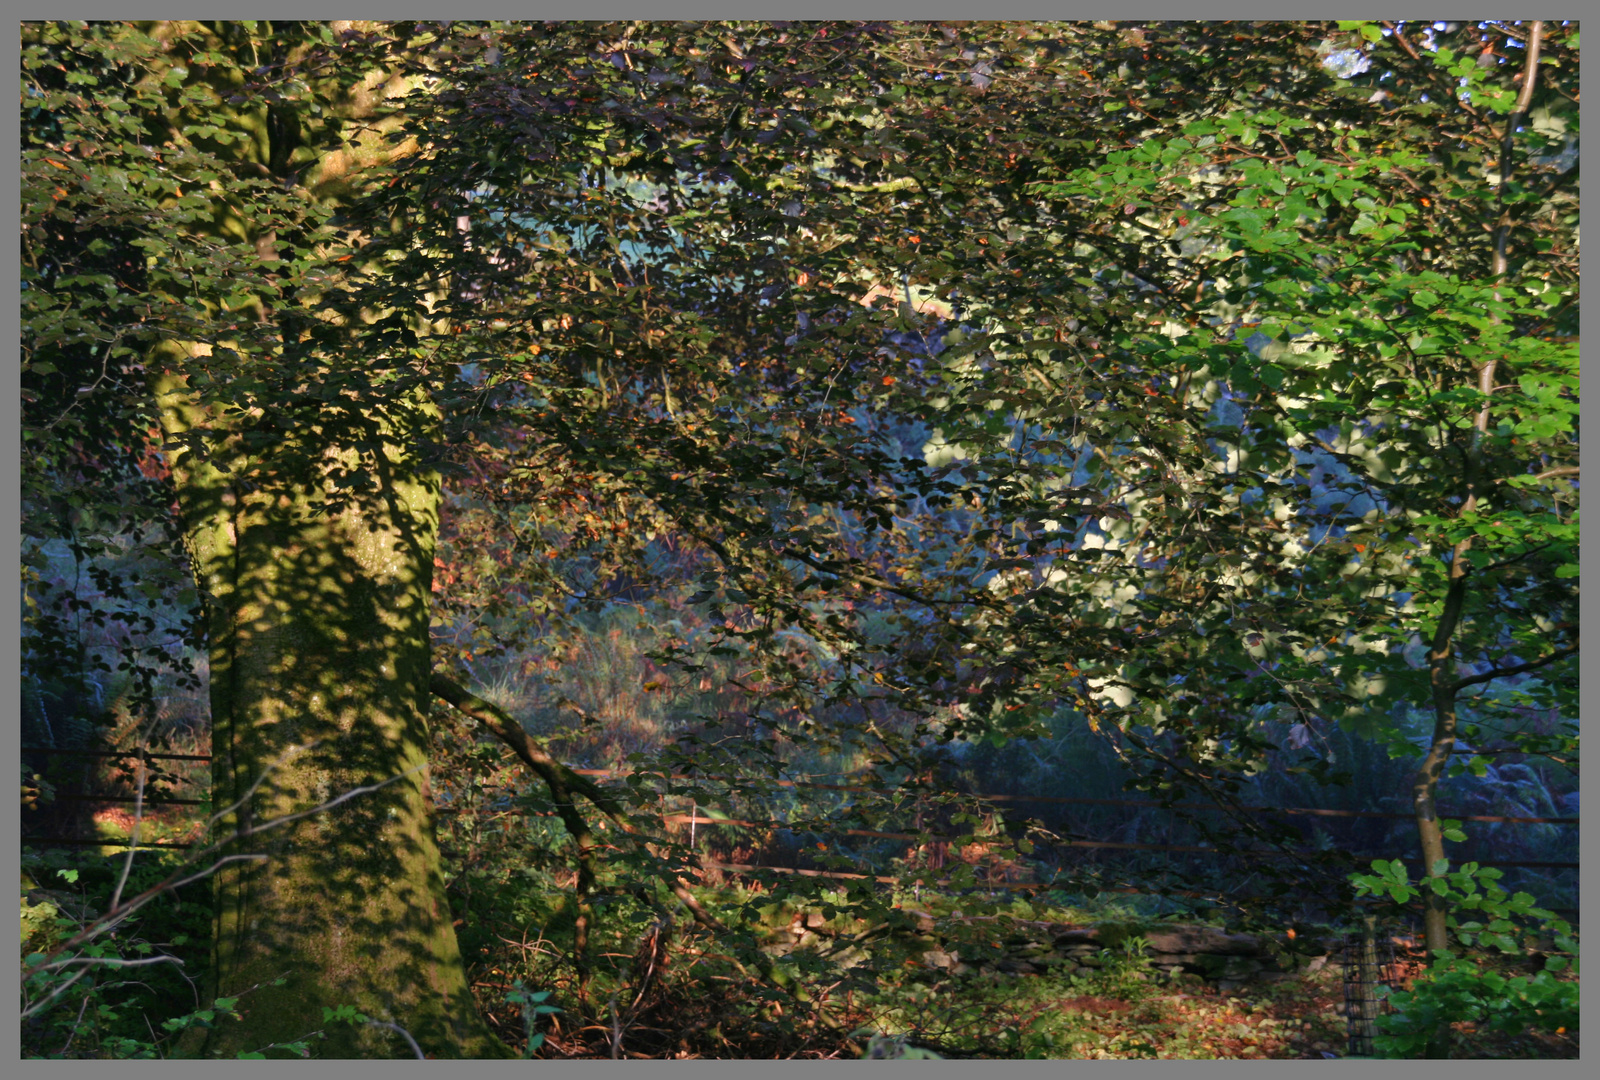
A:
1343,914,1400,1057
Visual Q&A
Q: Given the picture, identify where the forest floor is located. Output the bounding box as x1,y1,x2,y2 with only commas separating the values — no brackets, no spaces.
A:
515,937,1579,1060
25,720,1577,1061
1091,967,1580,1060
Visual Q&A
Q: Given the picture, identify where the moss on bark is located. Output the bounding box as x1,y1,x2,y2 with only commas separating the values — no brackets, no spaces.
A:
157,357,510,1058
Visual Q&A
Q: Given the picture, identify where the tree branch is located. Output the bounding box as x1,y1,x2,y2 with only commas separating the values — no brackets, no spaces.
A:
1529,466,1579,483
430,673,627,821
429,672,731,938
1451,643,1578,693
429,672,617,974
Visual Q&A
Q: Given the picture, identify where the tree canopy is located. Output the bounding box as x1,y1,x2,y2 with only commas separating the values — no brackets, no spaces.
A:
22,19,1577,1058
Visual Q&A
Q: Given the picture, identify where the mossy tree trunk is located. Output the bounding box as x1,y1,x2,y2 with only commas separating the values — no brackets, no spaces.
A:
18,19,520,1056
154,355,508,1057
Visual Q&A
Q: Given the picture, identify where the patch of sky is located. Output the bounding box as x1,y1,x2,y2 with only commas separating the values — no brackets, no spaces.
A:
1321,48,1371,80
1530,137,1579,173
1210,394,1246,430
1306,522,1346,547
1241,330,1276,358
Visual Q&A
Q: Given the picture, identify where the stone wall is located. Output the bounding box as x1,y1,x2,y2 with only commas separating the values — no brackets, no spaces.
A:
769,912,1351,992
1012,924,1347,991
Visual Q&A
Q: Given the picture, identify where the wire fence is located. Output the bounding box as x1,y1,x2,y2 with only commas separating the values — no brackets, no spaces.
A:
23,746,1577,874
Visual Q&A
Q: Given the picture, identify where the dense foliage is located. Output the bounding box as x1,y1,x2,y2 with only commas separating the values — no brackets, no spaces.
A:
21,20,1577,1058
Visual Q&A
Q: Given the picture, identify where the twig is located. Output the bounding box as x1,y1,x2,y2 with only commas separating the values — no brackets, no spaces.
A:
59,992,91,1056
22,744,417,981
108,737,151,914
609,993,623,1060
23,968,89,1025
1451,644,1579,693
366,1019,426,1060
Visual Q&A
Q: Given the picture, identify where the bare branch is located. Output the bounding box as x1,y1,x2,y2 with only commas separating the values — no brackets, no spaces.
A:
431,672,732,937
22,754,417,982
429,674,628,822
366,1020,426,1060
33,954,184,975
1451,643,1579,692
1529,466,1579,482
19,968,91,1022
108,738,153,914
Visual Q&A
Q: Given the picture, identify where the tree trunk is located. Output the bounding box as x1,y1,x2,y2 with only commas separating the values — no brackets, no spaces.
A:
155,352,509,1058
1415,564,1467,959
1410,23,1545,1054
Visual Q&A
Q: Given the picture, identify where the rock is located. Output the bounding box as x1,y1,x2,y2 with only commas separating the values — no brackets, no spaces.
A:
1141,927,1263,957
767,919,1356,992
1053,928,1103,947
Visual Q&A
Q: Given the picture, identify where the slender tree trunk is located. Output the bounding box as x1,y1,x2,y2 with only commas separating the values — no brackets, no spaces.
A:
1412,19,1544,972
154,351,509,1058
1415,567,1467,960
1406,28,1546,1061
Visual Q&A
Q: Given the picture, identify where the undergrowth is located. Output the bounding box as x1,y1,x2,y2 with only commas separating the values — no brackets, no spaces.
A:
19,602,1578,1059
